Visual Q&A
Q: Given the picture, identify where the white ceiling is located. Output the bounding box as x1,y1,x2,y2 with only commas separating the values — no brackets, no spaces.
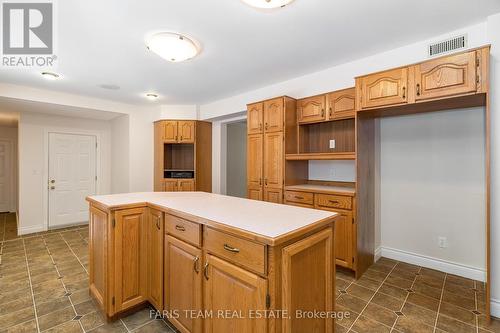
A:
1,0,499,106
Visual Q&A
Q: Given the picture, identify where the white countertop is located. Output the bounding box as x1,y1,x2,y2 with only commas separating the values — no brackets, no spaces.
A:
87,192,336,240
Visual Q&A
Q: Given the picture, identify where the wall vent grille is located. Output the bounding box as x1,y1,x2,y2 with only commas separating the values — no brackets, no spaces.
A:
428,35,467,57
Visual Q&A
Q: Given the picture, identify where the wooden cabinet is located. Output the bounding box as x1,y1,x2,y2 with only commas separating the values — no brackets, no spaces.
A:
247,188,263,201
327,88,356,120
178,121,195,143
264,188,282,204
203,254,267,333
247,134,263,190
247,103,264,135
113,208,148,312
282,228,334,332
263,132,283,190
165,236,202,333
148,209,163,310
263,98,284,132
359,67,408,109
297,95,326,124
163,121,178,143
89,206,108,315
178,179,195,191
164,179,178,192
332,211,353,268
414,51,477,101
163,179,195,192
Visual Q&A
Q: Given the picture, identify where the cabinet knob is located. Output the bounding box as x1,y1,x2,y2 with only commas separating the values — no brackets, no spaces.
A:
194,256,200,274
203,262,209,280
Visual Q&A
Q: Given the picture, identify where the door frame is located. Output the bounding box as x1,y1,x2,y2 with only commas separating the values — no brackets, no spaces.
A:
211,113,247,195
0,139,15,213
43,129,102,230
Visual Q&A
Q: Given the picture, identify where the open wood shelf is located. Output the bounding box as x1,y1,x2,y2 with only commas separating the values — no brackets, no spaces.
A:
285,152,356,161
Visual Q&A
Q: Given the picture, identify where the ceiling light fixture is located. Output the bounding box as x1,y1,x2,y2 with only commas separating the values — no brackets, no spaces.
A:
145,93,159,100
41,71,60,80
146,32,200,62
241,0,295,9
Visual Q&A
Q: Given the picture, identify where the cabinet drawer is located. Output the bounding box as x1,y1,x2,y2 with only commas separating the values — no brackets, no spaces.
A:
284,191,314,205
204,228,266,275
285,201,314,209
165,214,202,247
315,194,352,210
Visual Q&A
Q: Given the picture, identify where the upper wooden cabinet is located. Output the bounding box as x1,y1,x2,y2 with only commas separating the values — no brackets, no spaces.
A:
163,121,178,143
263,98,284,132
414,51,477,101
359,67,408,109
327,88,356,120
247,103,264,135
178,121,195,143
297,94,327,123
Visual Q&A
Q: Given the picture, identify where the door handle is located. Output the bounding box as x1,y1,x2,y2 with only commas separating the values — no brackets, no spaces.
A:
203,262,209,280
402,86,406,99
50,186,55,190
156,220,161,230
264,178,268,186
416,83,421,96
50,179,55,184
175,225,186,232
194,256,200,274
329,107,332,118
223,244,240,253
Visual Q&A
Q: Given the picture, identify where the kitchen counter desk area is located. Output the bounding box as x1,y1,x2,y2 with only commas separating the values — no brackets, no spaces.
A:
87,192,339,333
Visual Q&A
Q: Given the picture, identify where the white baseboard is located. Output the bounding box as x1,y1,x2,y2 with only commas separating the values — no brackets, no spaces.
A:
18,225,47,235
374,246,382,261
491,299,500,318
379,246,486,282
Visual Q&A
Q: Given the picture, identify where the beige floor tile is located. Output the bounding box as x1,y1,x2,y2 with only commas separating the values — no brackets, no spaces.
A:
351,315,392,333
37,306,76,332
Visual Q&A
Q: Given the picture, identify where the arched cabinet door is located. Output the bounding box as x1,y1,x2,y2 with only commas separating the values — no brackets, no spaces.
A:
247,103,263,135
298,94,326,124
360,67,408,109
327,88,356,120
263,97,284,132
414,51,477,101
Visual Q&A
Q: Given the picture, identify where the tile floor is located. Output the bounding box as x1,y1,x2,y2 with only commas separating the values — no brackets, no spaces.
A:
1,212,499,333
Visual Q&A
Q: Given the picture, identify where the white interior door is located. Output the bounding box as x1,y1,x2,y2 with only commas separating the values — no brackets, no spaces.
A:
48,133,97,228
0,140,12,212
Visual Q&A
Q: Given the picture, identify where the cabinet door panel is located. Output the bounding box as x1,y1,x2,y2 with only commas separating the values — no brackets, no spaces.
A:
247,134,263,191
164,180,178,192
264,132,283,189
415,51,476,101
89,206,108,314
247,103,263,135
148,209,164,310
282,228,334,333
178,179,195,192
247,187,263,201
298,95,326,123
327,88,355,120
264,188,282,204
165,236,202,333
361,68,408,109
204,255,267,333
114,208,148,312
178,121,195,143
264,97,284,132
163,121,178,143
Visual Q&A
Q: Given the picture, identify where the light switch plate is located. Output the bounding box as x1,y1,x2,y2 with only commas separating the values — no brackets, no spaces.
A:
329,140,336,149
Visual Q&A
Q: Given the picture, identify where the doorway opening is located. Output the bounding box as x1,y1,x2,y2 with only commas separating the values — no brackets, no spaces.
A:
225,120,247,198
48,132,98,229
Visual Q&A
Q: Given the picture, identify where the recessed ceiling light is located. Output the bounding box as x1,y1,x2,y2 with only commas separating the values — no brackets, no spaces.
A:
145,93,159,100
41,71,60,80
241,0,294,9
99,84,120,90
146,32,200,62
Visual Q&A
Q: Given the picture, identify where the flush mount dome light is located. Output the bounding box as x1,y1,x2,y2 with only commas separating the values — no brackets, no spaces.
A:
41,71,60,80
146,32,200,62
241,0,294,9
145,93,159,100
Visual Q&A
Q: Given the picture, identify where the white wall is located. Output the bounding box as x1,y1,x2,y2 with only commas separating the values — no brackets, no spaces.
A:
111,115,130,193
200,19,500,312
0,126,18,212
226,121,247,198
159,105,198,120
380,108,486,273
308,161,356,182
18,112,112,234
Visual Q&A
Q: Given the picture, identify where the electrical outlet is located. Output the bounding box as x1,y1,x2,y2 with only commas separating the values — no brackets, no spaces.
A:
438,237,447,248
329,139,336,149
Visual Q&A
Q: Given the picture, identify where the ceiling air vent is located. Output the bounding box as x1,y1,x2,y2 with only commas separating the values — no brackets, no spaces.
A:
428,35,467,57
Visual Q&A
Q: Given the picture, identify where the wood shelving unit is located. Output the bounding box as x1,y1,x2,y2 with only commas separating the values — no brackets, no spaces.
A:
285,152,356,161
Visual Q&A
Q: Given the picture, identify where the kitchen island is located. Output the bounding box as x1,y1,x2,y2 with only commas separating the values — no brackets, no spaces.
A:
87,192,338,333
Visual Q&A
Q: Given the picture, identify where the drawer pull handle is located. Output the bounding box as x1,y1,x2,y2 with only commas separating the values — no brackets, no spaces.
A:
175,225,186,231
223,244,240,253
194,256,200,274
294,196,304,200
203,262,209,280
329,200,340,204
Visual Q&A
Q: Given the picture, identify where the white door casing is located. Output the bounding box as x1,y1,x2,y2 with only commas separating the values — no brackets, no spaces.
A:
0,140,12,212
48,133,97,228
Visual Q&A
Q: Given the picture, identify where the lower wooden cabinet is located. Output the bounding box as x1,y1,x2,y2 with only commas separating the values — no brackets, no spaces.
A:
330,211,353,268
114,207,148,312
247,187,263,201
163,179,195,192
165,236,202,333
203,254,267,333
264,188,282,204
148,209,164,310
